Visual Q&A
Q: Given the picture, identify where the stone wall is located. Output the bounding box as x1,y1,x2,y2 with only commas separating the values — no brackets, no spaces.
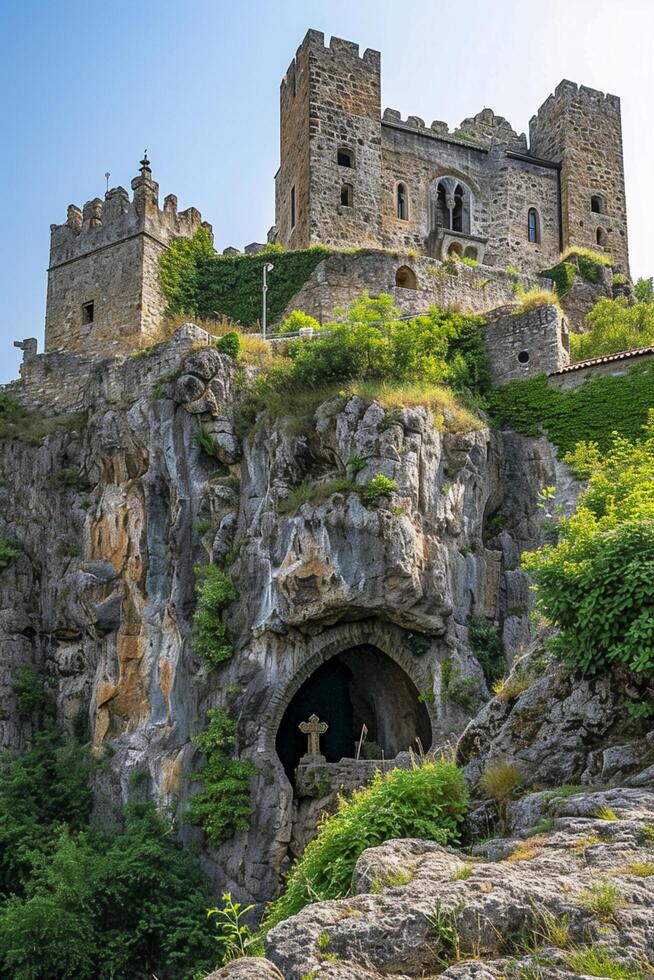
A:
530,80,629,273
279,249,547,323
45,162,210,357
485,304,570,384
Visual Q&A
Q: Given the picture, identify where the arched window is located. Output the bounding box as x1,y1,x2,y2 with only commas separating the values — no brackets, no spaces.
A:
395,265,417,289
447,242,463,258
464,246,478,260
436,179,471,234
340,183,353,208
396,183,408,220
596,226,608,247
337,147,354,168
591,195,603,214
527,208,540,244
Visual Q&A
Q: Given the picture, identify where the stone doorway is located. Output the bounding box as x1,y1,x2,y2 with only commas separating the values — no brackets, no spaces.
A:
275,644,432,781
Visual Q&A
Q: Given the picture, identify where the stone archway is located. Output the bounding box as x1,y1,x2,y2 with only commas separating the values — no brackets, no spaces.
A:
275,643,432,781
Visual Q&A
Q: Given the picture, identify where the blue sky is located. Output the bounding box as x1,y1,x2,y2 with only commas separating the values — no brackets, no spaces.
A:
1,0,652,383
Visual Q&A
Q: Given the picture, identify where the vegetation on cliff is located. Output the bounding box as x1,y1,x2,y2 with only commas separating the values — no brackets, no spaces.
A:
0,729,217,979
524,414,654,678
261,761,468,933
541,246,612,298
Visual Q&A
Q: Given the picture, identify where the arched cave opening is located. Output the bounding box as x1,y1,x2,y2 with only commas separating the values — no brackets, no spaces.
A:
275,644,432,782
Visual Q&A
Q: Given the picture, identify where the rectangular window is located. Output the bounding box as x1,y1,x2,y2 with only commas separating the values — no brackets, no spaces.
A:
290,186,296,229
82,301,94,325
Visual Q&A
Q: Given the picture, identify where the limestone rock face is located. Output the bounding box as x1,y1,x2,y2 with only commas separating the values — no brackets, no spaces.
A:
0,328,575,903
256,786,654,979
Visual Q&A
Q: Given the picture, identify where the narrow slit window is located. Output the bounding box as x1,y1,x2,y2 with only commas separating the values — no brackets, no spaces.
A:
82,301,94,325
397,183,408,220
528,208,540,243
591,195,603,214
340,183,353,208
290,186,296,229
596,226,608,246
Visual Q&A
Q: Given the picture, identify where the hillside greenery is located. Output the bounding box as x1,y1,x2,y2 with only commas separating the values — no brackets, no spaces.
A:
569,296,654,360
0,728,217,979
523,414,654,677
160,228,334,326
541,247,612,298
486,363,654,455
261,761,468,933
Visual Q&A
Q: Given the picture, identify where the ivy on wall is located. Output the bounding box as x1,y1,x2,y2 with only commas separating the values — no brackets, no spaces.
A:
160,230,334,326
486,363,654,455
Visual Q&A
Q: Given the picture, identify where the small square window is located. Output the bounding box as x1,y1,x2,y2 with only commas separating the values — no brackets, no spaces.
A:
82,301,94,325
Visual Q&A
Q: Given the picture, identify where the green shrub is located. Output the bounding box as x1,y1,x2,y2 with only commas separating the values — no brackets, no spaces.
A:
634,277,654,303
0,804,216,980
194,424,222,458
186,709,257,847
277,310,322,336
215,330,242,359
486,364,654,455
0,537,19,571
0,728,93,895
523,416,654,675
13,666,48,722
359,474,397,505
570,296,654,360
192,565,236,666
467,616,506,686
542,260,577,298
0,395,86,446
261,761,468,932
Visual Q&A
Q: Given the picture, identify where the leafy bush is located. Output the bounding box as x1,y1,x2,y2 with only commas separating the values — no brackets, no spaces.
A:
215,330,242,359
486,363,654,454
261,761,468,932
13,666,48,722
0,537,19,571
277,310,322,336
570,296,654,360
278,477,355,515
523,416,654,675
467,616,506,686
359,474,397,505
541,247,611,298
192,565,236,666
635,277,654,303
186,709,257,847
0,804,217,980
0,728,93,896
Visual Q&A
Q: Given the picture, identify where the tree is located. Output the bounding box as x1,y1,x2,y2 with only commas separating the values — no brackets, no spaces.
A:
523,413,654,675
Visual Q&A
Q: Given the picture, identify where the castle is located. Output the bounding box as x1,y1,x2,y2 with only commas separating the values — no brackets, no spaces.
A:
33,30,627,367
274,31,628,273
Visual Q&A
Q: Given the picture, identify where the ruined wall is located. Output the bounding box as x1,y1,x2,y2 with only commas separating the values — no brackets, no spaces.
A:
530,81,629,273
46,166,210,356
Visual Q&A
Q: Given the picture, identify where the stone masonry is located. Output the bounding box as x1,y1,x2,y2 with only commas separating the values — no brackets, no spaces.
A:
274,30,629,275
45,155,211,357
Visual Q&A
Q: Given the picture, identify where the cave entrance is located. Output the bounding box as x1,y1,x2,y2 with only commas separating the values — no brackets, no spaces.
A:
275,644,432,782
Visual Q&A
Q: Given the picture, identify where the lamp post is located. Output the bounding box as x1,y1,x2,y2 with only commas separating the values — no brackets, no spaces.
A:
262,262,274,340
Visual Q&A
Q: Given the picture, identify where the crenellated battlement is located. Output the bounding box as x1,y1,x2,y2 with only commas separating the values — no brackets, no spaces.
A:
382,106,527,152
49,158,211,270
281,29,380,94
530,78,621,135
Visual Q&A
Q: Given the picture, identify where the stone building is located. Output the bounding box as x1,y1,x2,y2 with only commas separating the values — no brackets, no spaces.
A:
274,30,629,274
45,155,211,356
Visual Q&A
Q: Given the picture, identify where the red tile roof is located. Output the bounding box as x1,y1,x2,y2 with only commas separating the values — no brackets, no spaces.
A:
550,345,654,375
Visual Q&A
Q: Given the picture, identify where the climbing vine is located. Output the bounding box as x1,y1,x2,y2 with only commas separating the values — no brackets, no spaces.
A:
192,565,236,667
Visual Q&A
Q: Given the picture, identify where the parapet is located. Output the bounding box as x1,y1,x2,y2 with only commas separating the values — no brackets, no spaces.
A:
281,28,380,94
48,156,212,269
530,78,621,132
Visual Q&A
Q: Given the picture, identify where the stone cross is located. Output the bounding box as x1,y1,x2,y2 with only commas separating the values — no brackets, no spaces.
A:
299,713,328,756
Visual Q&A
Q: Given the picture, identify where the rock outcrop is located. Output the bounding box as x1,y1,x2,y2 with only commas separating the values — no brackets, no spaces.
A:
237,785,654,979
0,324,579,903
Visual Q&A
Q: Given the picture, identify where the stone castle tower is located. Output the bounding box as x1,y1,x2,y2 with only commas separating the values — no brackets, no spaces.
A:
274,30,629,274
45,156,211,356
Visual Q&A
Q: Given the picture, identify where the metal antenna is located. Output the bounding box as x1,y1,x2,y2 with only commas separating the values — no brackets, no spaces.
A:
105,172,111,193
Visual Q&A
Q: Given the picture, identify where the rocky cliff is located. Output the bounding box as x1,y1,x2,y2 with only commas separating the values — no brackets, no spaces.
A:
1,324,581,904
